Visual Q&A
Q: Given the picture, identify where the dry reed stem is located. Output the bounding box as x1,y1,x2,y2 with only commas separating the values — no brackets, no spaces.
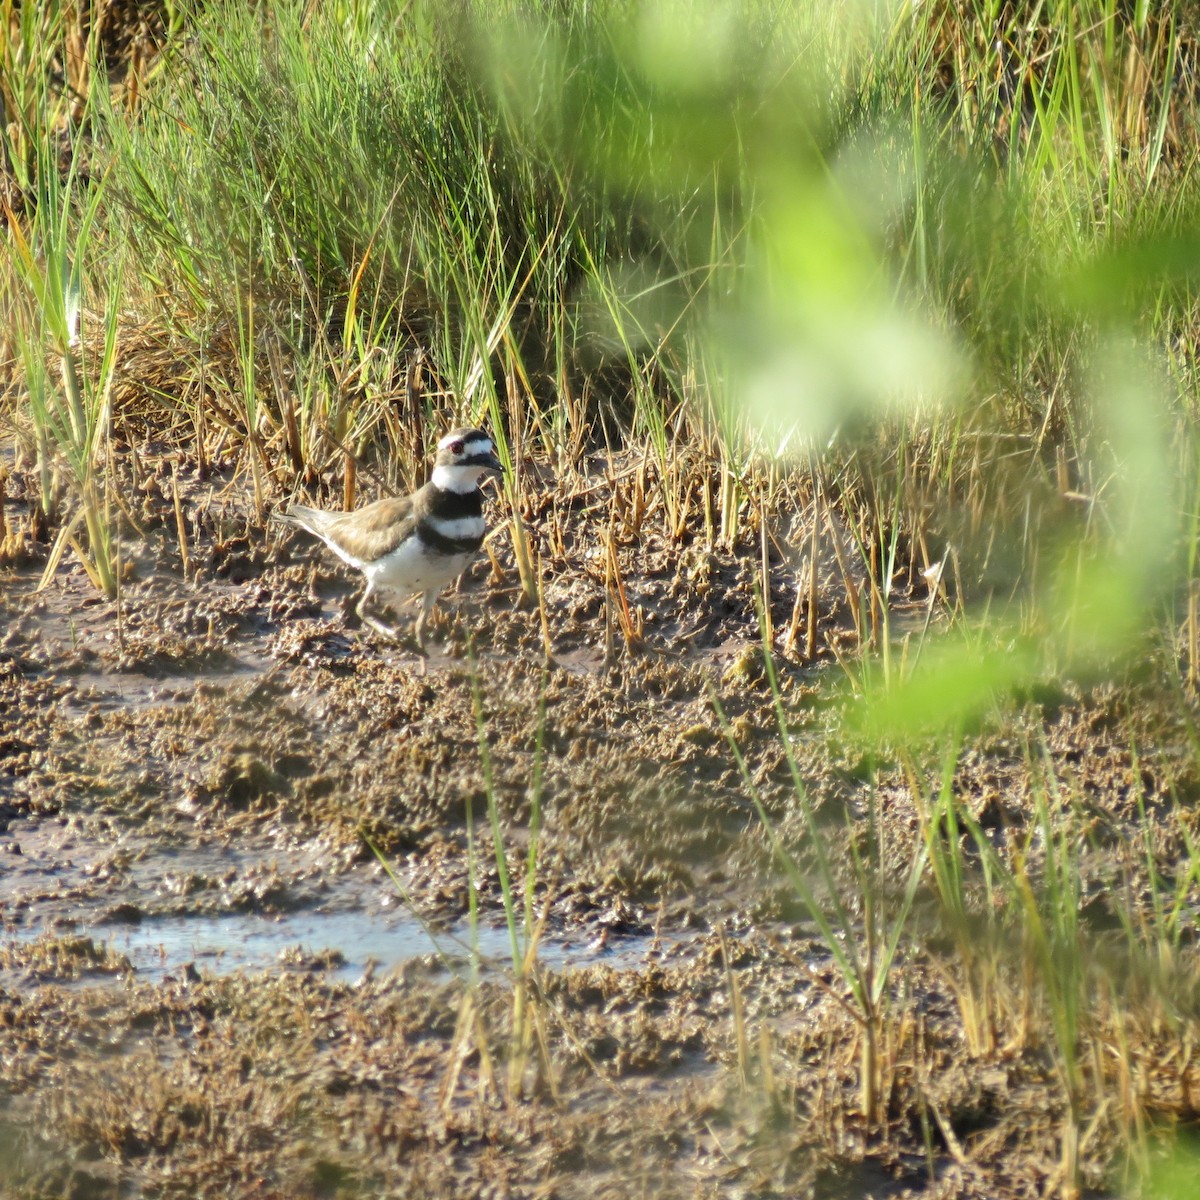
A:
535,547,554,661
806,490,821,659
758,490,774,649
820,490,861,645
171,459,190,577
603,525,639,649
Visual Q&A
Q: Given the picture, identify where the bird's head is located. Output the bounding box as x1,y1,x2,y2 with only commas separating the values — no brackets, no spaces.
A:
431,428,505,491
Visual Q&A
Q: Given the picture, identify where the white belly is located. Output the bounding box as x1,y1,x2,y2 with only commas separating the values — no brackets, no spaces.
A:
365,538,475,598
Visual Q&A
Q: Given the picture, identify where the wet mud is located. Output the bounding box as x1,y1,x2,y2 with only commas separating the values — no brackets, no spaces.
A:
1,455,1194,1198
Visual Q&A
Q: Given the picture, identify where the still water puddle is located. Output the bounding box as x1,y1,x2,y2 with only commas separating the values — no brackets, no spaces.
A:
80,906,628,983
0,818,661,985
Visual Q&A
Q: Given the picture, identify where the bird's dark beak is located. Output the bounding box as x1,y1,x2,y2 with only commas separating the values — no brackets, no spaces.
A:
483,450,505,477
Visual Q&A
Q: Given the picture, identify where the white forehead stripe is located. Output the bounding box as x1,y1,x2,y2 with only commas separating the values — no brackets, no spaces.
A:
437,431,493,454
438,431,485,447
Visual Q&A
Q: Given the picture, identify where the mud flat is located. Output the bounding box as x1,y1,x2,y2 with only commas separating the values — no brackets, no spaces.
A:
0,493,804,1198
2,467,1196,1200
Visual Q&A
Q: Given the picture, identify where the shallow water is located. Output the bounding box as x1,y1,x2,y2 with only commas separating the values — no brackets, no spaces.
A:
0,815,660,984
8,903,646,984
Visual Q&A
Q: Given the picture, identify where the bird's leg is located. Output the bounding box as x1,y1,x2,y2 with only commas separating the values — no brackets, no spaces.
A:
356,583,402,641
407,592,441,677
413,590,439,652
354,582,375,627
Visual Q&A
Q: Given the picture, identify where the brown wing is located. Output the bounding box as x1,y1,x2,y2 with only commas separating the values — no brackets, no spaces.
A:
278,493,418,565
316,494,418,562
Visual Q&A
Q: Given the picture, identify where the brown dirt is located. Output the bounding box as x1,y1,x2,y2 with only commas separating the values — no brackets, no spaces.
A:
2,445,1199,1199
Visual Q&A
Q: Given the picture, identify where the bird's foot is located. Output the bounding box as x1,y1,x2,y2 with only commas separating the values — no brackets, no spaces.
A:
358,612,406,643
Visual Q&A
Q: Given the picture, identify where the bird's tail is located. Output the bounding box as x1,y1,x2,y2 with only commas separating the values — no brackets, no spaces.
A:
271,504,322,535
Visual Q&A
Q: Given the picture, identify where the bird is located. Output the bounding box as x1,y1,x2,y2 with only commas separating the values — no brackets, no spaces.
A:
273,428,505,650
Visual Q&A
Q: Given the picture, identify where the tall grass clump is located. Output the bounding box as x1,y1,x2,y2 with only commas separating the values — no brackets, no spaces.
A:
2,12,125,594
92,2,713,480
714,596,929,1125
5,0,1199,621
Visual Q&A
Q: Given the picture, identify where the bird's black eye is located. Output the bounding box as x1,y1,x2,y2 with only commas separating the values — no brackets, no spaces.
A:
451,439,464,455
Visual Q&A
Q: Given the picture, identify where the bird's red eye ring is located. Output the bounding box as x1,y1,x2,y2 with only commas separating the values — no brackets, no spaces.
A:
450,439,464,455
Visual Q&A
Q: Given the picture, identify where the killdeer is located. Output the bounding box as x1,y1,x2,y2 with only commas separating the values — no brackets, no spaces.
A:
274,428,505,649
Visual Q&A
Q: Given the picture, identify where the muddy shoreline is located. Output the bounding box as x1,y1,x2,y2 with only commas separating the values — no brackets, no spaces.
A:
2,453,1195,1199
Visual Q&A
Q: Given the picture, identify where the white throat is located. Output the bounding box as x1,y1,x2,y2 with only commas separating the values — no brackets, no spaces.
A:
431,463,485,493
